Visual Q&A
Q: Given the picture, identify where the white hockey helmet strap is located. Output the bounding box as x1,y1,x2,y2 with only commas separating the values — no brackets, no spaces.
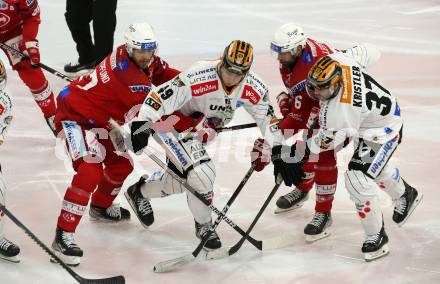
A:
270,23,306,55
124,23,158,56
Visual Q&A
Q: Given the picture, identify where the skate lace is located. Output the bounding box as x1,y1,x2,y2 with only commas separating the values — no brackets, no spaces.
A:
284,189,303,204
106,205,121,218
365,232,380,244
61,232,77,248
0,238,12,251
309,212,326,227
394,196,407,215
198,224,218,240
136,198,152,216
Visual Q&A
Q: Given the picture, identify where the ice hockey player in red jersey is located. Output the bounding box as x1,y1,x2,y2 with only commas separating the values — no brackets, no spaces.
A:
51,23,180,266
0,0,57,134
252,23,338,242
251,23,381,242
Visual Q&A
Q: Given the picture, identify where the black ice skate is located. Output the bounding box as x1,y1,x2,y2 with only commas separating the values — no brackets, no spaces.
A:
362,225,389,262
125,176,154,228
393,179,423,227
304,212,332,243
89,204,131,222
274,188,309,214
51,228,83,266
0,237,20,263
64,60,95,76
195,220,222,250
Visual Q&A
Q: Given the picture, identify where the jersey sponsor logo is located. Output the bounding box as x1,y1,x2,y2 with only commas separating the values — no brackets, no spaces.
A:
191,80,218,96
159,134,189,167
340,65,353,104
149,91,161,103
144,97,161,111
367,138,398,178
351,66,362,107
116,59,129,72
129,85,152,94
62,121,87,161
241,85,261,105
0,13,10,27
289,80,306,94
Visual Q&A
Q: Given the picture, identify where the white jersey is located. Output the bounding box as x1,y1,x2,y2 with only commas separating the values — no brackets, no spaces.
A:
138,60,283,146
0,89,12,145
315,52,402,150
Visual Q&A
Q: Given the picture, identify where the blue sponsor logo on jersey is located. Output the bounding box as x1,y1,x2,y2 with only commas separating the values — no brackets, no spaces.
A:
116,59,129,72
289,80,306,94
301,50,313,64
129,85,152,94
394,102,401,116
384,127,393,135
236,100,245,108
162,137,188,167
367,139,398,177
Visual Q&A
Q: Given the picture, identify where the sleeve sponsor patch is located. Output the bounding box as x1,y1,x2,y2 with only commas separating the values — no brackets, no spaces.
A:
241,85,261,105
144,97,161,111
191,80,218,96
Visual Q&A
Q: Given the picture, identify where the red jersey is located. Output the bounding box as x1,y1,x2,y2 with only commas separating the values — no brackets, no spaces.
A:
0,0,40,42
57,44,180,128
279,38,333,133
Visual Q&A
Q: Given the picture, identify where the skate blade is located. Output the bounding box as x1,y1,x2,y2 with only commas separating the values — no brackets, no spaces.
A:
364,244,389,262
124,192,151,229
397,193,423,227
0,255,20,263
274,203,304,214
50,250,81,266
305,230,331,243
205,247,229,260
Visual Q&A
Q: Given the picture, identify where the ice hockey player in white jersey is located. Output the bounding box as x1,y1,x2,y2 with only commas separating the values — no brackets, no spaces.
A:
0,60,20,263
306,53,423,261
124,40,304,250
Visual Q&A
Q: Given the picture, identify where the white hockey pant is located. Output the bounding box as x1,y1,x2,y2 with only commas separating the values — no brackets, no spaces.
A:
140,133,215,224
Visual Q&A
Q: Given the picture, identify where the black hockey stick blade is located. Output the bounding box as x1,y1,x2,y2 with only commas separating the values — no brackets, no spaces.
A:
0,204,125,284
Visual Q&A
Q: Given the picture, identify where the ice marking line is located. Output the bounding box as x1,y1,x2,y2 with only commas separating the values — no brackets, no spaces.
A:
45,175,63,201
398,6,440,15
406,267,440,274
334,254,364,261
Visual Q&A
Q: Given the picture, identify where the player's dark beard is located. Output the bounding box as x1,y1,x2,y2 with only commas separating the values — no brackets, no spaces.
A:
281,56,298,71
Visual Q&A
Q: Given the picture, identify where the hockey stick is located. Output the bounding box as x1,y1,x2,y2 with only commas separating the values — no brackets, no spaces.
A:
0,42,74,83
0,204,125,284
206,176,284,260
108,119,264,248
216,122,257,133
153,165,255,273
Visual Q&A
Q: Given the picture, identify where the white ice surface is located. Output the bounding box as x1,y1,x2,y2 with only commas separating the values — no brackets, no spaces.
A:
1,0,439,283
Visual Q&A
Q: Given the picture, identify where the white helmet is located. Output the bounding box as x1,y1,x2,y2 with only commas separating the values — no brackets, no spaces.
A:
124,23,158,56
270,23,306,55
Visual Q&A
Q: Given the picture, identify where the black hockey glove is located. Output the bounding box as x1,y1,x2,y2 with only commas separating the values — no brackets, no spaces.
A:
271,144,305,187
128,120,153,154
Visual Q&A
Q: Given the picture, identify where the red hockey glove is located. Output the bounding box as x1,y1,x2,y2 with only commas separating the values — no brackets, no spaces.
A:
250,138,271,172
277,91,290,117
20,40,40,65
